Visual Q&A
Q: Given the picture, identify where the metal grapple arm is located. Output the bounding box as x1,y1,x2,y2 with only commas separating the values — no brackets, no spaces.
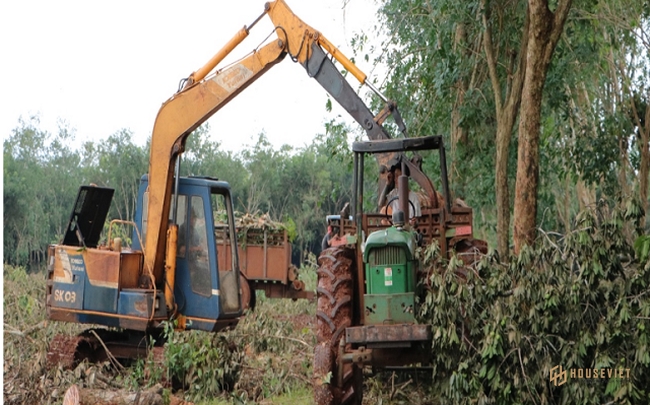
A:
143,0,436,283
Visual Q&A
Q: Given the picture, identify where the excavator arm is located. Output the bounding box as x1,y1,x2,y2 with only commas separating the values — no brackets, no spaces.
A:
143,0,437,283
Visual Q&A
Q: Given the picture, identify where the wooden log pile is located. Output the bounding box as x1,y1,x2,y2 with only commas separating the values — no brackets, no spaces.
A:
214,211,287,246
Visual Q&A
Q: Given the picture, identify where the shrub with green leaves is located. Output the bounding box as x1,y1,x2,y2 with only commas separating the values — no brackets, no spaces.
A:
157,322,244,401
419,199,650,404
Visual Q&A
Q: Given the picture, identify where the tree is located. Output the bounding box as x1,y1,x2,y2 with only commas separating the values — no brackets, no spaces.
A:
513,0,572,253
240,133,292,218
365,0,495,248
181,124,249,212
481,0,529,257
368,0,536,254
3,117,84,265
89,129,148,221
534,0,650,239
603,1,650,229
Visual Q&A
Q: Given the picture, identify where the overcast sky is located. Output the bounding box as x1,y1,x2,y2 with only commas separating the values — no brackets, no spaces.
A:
0,0,382,153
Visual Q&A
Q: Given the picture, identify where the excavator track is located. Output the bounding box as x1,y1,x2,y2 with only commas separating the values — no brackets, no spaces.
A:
47,334,90,370
314,247,362,405
47,329,164,370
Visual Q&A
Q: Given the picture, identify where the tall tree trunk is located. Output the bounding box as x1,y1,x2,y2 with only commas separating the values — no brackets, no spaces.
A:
611,53,632,198
451,23,468,187
513,0,572,253
482,0,528,258
451,15,486,188
641,103,649,229
630,93,649,229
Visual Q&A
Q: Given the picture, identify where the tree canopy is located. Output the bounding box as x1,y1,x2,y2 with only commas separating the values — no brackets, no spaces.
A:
4,0,649,267
3,118,353,267
360,0,649,255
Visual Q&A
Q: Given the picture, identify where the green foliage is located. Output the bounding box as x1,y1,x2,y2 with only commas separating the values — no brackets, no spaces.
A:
283,216,298,243
225,294,315,402
181,123,248,212
544,0,650,204
158,322,244,401
3,118,355,266
418,201,650,404
88,129,148,221
3,118,147,265
125,292,317,403
239,132,354,258
366,0,650,247
635,235,650,264
3,117,84,265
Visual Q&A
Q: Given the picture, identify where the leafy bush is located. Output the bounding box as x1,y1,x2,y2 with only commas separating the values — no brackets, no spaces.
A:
160,323,244,401
225,292,315,402
132,288,317,403
418,200,650,404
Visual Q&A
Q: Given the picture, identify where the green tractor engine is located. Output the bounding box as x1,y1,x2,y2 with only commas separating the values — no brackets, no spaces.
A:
363,218,418,325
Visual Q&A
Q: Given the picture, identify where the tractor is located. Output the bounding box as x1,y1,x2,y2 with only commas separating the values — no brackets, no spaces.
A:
314,135,487,404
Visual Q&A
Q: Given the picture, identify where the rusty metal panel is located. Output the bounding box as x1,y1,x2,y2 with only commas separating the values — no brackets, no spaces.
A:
50,246,121,313
346,324,431,345
342,346,433,367
240,245,276,281
217,243,231,273
252,281,315,300
370,347,432,367
117,289,166,320
415,208,443,246
119,251,143,289
82,249,120,312
82,248,120,288
217,228,291,284
363,214,392,237
47,308,80,323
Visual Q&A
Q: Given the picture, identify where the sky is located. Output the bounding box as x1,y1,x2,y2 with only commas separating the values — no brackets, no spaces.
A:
0,0,382,153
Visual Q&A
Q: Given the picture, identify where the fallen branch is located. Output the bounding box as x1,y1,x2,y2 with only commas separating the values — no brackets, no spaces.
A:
231,333,311,348
89,330,124,372
269,357,298,398
4,320,47,340
61,383,194,405
63,384,164,405
94,372,123,389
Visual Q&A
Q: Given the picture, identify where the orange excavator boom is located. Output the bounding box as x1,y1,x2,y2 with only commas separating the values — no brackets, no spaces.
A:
142,0,436,284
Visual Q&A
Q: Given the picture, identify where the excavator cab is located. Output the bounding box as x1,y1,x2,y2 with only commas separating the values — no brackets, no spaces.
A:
133,175,243,331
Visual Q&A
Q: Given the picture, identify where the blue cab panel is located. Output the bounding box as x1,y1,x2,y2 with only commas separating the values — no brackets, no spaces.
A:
51,279,85,310
51,250,85,310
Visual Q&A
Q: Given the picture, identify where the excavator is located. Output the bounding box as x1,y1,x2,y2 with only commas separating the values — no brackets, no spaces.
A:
46,1,487,404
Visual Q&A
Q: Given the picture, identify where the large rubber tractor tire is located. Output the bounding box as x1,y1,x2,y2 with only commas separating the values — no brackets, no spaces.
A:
313,247,363,405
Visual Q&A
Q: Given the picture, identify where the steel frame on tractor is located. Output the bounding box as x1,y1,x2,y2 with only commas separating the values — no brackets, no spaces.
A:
316,135,486,404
